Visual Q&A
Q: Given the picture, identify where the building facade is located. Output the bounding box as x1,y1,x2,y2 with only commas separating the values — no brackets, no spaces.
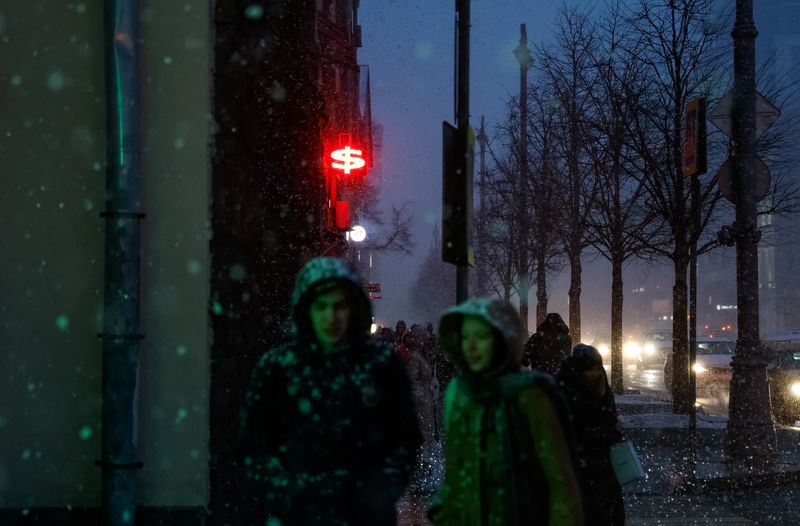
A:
0,1,373,524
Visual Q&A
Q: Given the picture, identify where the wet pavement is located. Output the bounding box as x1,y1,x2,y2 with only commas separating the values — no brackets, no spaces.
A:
618,393,800,525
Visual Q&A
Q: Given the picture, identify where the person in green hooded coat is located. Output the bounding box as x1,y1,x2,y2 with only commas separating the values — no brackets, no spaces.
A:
429,298,584,526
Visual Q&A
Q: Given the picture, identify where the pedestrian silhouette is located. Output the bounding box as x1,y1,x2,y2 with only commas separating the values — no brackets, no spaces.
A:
523,312,572,375
236,257,422,525
558,343,625,526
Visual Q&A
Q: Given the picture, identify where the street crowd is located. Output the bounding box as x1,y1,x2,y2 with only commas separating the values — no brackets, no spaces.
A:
236,257,627,525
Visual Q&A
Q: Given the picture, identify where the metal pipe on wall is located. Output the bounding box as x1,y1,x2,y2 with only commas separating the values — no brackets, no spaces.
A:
98,0,143,524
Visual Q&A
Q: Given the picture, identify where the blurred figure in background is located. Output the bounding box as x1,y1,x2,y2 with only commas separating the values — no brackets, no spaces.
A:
395,319,408,345
379,326,395,346
523,312,572,376
405,324,444,524
558,344,625,526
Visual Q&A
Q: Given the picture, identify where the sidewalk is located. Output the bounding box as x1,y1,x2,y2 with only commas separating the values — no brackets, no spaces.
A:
618,392,800,525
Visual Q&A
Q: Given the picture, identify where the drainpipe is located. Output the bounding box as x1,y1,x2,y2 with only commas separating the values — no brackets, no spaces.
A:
97,0,143,524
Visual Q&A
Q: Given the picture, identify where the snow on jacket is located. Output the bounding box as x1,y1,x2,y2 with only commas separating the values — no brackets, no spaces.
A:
430,298,584,526
236,257,422,525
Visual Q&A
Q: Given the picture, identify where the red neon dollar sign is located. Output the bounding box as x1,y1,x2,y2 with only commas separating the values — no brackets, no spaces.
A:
330,146,366,174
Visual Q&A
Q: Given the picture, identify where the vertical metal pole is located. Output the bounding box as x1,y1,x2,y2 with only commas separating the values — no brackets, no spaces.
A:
726,0,777,467
689,173,700,466
514,24,532,336
455,0,470,303
99,0,143,524
476,116,488,297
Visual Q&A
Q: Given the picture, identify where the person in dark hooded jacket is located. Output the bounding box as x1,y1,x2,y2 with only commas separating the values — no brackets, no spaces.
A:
236,257,422,526
523,312,572,375
558,344,625,526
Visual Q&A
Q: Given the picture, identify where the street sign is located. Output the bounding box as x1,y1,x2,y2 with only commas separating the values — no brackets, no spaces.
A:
366,282,381,300
442,121,475,266
716,156,771,204
709,89,780,140
682,97,707,177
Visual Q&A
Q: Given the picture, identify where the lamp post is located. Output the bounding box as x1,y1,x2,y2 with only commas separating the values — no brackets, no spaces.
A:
513,24,533,336
725,0,777,468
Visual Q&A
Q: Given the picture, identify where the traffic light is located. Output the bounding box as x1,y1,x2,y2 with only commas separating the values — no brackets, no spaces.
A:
442,122,475,266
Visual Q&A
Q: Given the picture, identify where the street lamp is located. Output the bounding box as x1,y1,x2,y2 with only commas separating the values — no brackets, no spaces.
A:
725,0,777,468
513,23,533,337
348,225,367,243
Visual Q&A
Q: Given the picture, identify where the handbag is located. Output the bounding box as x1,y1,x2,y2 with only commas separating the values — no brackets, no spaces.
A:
609,439,645,485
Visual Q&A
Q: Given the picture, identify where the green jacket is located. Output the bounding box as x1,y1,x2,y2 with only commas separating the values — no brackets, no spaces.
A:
430,298,583,526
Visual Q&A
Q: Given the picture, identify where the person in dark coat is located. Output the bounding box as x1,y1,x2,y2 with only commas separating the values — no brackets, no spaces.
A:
558,344,625,526
236,257,422,526
395,319,408,345
404,324,444,524
524,312,572,375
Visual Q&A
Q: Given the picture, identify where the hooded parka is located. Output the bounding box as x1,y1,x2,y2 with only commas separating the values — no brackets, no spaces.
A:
236,257,422,525
429,298,584,526
557,344,625,526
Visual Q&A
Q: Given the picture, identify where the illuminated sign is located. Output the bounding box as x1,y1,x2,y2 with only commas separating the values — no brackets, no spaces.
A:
330,146,366,174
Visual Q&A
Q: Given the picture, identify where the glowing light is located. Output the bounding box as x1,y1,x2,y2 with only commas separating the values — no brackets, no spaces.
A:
644,343,656,355
598,344,610,356
693,362,706,374
330,146,366,174
623,341,641,359
790,382,800,397
350,225,367,242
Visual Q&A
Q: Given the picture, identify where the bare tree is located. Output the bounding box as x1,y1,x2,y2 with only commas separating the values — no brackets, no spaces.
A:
410,223,455,323
477,112,532,308
537,7,601,343
621,0,727,413
584,2,665,393
527,86,568,327
364,203,415,254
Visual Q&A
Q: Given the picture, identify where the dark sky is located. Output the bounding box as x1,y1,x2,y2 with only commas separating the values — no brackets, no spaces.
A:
358,0,574,326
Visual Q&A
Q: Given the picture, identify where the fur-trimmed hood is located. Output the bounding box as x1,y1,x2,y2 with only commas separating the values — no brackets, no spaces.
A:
437,298,523,377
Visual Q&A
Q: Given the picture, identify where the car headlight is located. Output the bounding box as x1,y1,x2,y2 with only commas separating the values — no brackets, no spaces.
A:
598,344,610,356
692,362,706,374
644,343,656,355
623,341,641,358
790,382,800,397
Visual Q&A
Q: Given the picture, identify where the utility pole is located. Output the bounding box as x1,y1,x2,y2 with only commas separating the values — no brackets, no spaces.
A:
725,0,777,468
454,0,471,304
513,24,533,336
442,0,473,302
476,116,488,297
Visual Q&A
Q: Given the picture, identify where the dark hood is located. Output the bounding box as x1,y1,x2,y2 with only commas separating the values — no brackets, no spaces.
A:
291,257,372,342
437,298,523,378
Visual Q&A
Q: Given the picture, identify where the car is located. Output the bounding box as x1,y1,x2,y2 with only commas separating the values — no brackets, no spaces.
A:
636,330,673,368
663,337,736,391
587,334,643,366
